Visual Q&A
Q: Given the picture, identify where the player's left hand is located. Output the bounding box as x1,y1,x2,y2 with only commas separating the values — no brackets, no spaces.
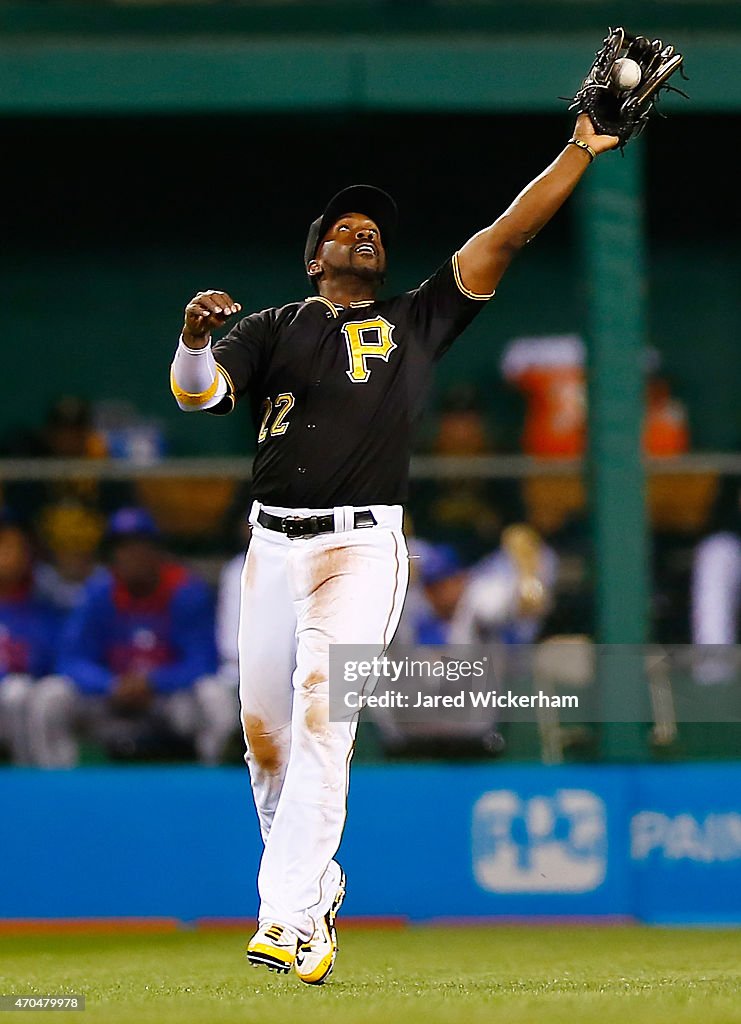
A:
572,113,619,154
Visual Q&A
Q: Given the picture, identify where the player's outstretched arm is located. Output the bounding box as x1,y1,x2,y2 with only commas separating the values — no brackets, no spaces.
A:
456,114,618,297
171,290,242,412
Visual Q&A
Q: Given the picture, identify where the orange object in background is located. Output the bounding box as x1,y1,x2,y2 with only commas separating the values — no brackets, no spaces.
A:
503,335,699,535
648,473,718,533
523,474,587,536
524,472,717,536
502,334,690,459
643,378,690,458
502,335,586,457
516,365,586,457
135,478,236,538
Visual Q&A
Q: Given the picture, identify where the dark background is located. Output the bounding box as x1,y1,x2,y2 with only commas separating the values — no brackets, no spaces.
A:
6,111,740,454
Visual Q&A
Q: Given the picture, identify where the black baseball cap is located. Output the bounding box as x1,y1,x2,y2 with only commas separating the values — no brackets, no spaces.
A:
303,184,398,273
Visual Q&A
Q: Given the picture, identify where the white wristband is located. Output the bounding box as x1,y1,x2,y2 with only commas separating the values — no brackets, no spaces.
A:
170,336,227,410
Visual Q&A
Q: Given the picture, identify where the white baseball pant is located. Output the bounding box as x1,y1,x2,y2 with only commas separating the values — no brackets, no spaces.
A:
239,501,408,940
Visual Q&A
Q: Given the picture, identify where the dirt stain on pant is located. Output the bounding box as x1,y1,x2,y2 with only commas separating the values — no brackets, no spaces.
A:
308,545,353,598
303,669,330,736
242,713,281,773
303,548,352,735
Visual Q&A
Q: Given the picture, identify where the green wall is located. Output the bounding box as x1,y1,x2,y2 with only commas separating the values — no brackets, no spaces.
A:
1,1,739,115
4,0,741,39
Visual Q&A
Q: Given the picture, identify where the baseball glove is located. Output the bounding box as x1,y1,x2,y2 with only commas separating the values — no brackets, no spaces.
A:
570,27,687,146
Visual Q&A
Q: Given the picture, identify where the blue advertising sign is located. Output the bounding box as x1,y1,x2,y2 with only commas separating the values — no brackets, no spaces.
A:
344,765,631,919
631,764,741,923
0,764,739,924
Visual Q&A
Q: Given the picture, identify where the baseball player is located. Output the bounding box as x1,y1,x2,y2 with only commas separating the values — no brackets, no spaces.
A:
170,114,617,983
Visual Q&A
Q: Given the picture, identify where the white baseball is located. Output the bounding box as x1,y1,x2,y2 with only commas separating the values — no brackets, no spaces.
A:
612,57,642,90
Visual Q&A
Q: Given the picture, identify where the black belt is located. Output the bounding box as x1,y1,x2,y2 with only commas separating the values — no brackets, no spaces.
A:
256,508,377,539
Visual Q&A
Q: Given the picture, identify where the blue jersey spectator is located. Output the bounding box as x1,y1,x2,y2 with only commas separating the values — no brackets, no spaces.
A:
403,541,468,646
381,531,556,756
29,508,236,766
59,554,216,695
0,521,60,764
0,584,59,679
399,531,556,647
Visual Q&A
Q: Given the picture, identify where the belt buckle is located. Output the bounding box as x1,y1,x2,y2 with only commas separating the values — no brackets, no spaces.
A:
281,516,305,538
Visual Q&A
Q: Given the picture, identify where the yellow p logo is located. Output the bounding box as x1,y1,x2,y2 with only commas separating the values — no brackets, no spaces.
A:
341,316,397,383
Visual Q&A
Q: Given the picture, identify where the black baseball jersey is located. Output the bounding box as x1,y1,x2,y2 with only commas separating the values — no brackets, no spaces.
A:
210,253,492,508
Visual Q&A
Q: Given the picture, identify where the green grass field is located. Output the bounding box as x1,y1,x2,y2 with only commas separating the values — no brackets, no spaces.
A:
1,926,740,1024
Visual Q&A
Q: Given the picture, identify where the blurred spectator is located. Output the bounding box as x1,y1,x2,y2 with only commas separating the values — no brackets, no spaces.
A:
692,531,741,646
397,541,468,645
34,502,106,613
216,521,251,687
0,396,132,528
217,551,243,686
501,334,586,458
0,520,59,764
643,374,690,458
3,396,106,461
410,385,522,563
691,477,741,682
399,525,556,646
211,523,250,765
501,335,689,459
450,524,557,645
383,529,555,756
501,335,690,539
28,508,234,766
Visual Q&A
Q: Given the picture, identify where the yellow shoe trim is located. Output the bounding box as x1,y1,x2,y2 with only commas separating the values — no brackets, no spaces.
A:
247,942,295,967
296,950,334,985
